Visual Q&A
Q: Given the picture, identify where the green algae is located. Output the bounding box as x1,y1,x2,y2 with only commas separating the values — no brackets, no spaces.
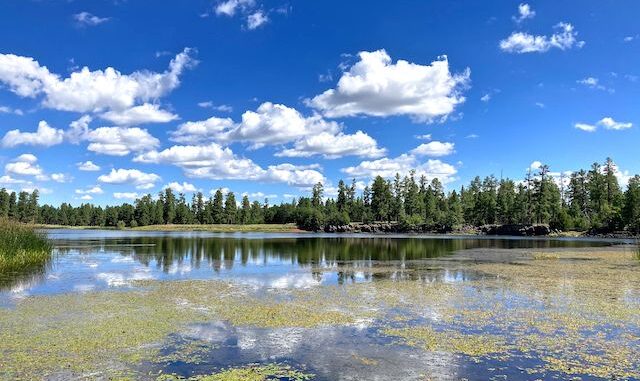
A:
1,247,639,380
156,364,313,380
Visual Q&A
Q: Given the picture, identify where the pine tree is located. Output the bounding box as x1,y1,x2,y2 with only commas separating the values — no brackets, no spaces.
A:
224,192,237,224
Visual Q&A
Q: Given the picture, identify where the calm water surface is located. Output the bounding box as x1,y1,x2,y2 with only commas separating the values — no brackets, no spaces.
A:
1,230,636,381
0,229,617,302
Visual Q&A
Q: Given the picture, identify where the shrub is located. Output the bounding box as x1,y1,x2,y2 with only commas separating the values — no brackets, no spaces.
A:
295,208,325,231
116,220,126,230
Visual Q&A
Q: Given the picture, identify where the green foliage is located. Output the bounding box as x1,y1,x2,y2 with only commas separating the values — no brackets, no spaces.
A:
116,220,126,230
295,208,325,231
0,218,52,274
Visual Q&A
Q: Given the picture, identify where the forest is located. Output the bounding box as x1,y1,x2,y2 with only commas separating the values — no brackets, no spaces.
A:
1,158,639,233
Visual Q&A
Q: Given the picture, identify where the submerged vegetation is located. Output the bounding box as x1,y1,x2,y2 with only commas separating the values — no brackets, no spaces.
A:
156,364,314,381
1,246,638,379
0,218,52,275
2,157,640,234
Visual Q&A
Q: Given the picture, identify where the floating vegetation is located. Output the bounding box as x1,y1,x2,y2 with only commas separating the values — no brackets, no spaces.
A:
156,364,314,381
0,247,639,379
383,326,508,357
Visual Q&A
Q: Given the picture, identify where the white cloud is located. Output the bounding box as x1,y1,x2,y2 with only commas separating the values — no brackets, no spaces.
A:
0,49,196,113
0,105,23,115
79,194,93,200
480,94,491,102
227,102,341,147
342,154,457,184
170,116,235,144
500,23,585,53
113,192,139,200
1,120,64,147
575,117,633,132
134,143,325,187
513,3,535,23
100,103,178,125
4,154,47,180
86,127,160,156
577,77,612,92
529,161,543,170
73,12,110,26
51,173,71,183
308,50,470,123
410,141,455,157
164,181,198,193
597,117,633,131
275,131,386,159
415,134,432,140
77,161,101,171
75,186,104,195
66,115,92,144
247,11,268,30
574,123,597,132
0,175,30,185
197,101,233,112
98,168,161,190
215,0,255,16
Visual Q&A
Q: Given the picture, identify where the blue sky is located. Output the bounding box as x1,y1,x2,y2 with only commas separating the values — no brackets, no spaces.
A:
0,1,638,206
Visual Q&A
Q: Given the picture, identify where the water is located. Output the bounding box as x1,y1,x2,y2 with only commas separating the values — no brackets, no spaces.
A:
1,230,638,381
0,230,615,300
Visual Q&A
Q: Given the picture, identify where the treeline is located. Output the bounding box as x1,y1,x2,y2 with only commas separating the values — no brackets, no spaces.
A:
1,158,639,233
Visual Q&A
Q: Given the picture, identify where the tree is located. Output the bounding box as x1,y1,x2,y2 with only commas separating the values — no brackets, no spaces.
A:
212,189,225,224
240,195,251,224
496,179,516,224
371,176,392,221
224,192,237,224
623,175,640,232
311,182,324,209
162,188,177,224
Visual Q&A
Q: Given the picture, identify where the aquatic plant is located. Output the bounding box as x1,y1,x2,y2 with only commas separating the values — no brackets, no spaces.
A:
0,218,52,275
156,364,314,380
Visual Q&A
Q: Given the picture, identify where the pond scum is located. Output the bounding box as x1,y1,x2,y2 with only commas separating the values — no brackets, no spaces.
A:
0,247,639,380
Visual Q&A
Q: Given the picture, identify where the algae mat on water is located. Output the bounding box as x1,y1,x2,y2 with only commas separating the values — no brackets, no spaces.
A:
0,248,639,380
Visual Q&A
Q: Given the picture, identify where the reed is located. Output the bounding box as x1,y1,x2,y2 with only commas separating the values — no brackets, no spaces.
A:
0,218,52,274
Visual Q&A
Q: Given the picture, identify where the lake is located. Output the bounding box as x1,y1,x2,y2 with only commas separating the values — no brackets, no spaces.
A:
0,230,638,380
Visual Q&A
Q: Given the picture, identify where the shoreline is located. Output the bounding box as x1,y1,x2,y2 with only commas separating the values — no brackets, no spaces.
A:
32,223,639,239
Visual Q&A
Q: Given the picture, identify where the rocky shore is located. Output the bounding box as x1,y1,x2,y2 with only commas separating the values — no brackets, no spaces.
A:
320,223,554,236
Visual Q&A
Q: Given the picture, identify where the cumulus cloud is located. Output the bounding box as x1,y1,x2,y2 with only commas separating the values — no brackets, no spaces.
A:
247,11,268,29
113,192,139,200
575,117,633,132
171,103,378,159
0,49,196,118
597,117,632,130
308,50,470,123
73,12,110,27
75,186,104,195
77,161,101,171
134,143,325,187
170,116,235,144
66,115,92,143
215,0,255,16
86,127,160,156
164,181,198,193
275,131,386,159
574,123,597,132
342,154,457,184
513,3,535,23
1,120,64,147
410,141,455,157
197,101,233,112
0,105,23,115
98,168,161,190
100,103,178,125
500,23,585,53
4,154,48,180
225,102,340,147
51,173,71,183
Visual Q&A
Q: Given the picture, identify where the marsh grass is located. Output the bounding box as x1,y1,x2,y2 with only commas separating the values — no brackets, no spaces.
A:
0,218,52,275
634,241,640,261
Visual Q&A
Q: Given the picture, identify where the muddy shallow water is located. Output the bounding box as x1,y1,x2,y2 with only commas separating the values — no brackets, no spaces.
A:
0,230,638,380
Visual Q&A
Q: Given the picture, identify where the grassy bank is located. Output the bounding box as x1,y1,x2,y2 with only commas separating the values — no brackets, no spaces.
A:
131,223,303,233
0,219,52,274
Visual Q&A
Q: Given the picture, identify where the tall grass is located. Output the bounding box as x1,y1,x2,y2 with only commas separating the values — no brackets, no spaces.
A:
634,240,640,261
0,218,52,275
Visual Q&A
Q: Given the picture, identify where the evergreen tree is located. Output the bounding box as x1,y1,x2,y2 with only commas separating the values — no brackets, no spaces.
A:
224,192,237,224
212,189,225,224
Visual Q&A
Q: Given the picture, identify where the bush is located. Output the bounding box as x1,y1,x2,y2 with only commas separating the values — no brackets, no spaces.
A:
399,214,424,230
130,220,138,228
326,210,350,227
295,208,325,231
116,220,126,230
